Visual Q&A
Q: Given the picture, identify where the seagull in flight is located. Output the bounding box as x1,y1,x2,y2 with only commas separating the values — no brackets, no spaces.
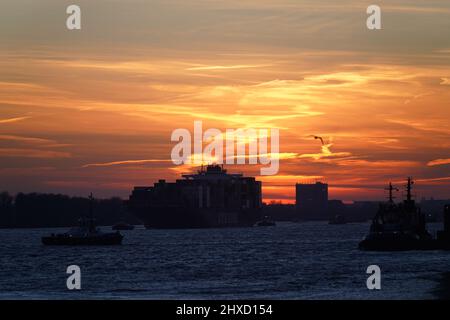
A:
309,135,324,145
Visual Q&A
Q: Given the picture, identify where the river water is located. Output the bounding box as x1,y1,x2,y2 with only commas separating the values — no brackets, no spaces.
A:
0,222,449,299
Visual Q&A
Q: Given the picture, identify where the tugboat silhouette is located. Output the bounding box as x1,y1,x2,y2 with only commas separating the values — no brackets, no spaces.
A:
42,193,123,245
359,178,450,251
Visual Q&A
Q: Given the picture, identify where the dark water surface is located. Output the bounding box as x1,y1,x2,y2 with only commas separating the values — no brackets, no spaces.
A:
0,222,449,299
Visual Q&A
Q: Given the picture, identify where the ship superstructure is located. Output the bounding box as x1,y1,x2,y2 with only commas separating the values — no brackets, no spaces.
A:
42,194,123,245
128,165,262,228
369,178,429,237
359,178,450,251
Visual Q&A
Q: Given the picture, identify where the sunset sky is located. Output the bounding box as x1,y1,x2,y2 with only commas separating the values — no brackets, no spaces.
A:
1,0,450,202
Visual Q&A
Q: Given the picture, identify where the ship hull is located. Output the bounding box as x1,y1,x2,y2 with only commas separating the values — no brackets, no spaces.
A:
42,233,123,245
358,232,443,251
256,221,276,227
133,205,260,229
112,225,135,231
359,238,437,251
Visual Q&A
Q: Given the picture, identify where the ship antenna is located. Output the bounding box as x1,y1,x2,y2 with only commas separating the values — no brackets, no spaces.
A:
88,193,95,232
88,193,95,220
385,182,399,203
406,177,414,201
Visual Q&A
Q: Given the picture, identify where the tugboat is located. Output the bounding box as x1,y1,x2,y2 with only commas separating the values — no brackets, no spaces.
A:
42,194,123,246
112,222,135,230
256,216,276,227
359,178,434,251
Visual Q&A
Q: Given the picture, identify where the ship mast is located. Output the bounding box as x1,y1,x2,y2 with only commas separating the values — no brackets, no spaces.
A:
406,177,414,202
88,192,94,219
88,193,95,232
385,182,398,203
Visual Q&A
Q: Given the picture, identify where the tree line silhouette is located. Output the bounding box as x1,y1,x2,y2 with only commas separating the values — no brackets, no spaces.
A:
0,192,139,228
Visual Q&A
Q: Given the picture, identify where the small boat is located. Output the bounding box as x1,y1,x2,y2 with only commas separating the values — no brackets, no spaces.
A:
42,194,123,246
112,222,135,230
256,216,276,227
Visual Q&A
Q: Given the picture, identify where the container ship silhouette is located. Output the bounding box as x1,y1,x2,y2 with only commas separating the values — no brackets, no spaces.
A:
127,165,262,229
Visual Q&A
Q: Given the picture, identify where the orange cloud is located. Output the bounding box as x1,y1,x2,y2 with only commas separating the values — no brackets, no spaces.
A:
82,159,172,168
0,116,31,124
0,148,71,158
0,135,54,144
427,158,450,167
298,143,351,161
186,64,270,71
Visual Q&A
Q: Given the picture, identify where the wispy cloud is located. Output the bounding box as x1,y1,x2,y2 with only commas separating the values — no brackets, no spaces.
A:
384,5,450,14
427,158,450,166
298,143,351,161
0,116,31,124
440,78,450,85
82,159,172,168
186,64,270,71
415,176,450,183
337,159,420,168
0,148,71,158
404,91,434,105
0,135,54,144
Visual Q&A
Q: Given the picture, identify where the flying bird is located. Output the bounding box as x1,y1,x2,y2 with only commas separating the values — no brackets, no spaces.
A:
309,135,324,145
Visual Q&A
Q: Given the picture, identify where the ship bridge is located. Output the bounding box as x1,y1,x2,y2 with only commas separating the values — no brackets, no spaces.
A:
182,164,243,180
